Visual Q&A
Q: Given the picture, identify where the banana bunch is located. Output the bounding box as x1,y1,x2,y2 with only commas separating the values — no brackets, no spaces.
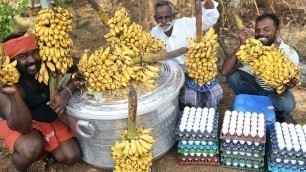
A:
104,8,165,57
249,45,301,94
185,28,219,86
34,7,73,85
236,38,263,63
0,56,20,86
78,46,160,92
112,128,155,172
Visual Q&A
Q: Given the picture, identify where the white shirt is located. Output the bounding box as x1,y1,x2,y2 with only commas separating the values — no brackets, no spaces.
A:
151,0,220,65
239,40,300,74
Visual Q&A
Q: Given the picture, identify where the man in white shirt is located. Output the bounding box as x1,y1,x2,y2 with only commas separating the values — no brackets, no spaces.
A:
221,14,299,122
151,0,222,109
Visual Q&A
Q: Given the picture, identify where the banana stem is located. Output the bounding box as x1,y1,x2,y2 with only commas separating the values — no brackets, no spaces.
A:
127,86,137,138
132,47,189,63
49,74,58,99
88,0,109,25
195,0,202,42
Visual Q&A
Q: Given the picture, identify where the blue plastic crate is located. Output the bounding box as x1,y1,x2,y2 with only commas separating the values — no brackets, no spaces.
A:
233,94,276,132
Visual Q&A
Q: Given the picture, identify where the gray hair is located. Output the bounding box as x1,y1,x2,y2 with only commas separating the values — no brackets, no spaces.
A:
154,1,175,16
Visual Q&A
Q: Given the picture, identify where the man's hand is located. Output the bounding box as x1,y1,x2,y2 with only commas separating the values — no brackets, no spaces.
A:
0,84,17,95
46,90,70,116
238,28,253,45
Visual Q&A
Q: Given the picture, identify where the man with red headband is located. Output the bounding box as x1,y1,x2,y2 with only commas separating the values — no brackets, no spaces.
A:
0,32,80,171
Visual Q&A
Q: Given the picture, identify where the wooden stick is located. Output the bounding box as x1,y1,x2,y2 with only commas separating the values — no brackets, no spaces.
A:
127,86,137,138
195,0,202,42
132,47,189,63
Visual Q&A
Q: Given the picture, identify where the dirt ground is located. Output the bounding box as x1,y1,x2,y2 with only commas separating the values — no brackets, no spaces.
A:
1,0,305,171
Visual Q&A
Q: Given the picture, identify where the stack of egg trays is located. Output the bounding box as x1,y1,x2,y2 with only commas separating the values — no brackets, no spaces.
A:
220,112,266,171
175,108,220,166
267,126,306,172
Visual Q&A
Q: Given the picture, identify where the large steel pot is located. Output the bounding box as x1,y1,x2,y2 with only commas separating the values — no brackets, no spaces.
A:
65,61,184,169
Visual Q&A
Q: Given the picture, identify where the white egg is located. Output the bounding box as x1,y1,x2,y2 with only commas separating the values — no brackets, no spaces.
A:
244,117,251,122
278,142,285,150
222,123,229,129
236,128,243,136
251,112,258,118
186,125,192,132
258,127,265,133
302,145,306,153
183,111,189,116
193,125,199,132
238,111,245,116
243,129,250,137
258,121,265,128
303,125,306,130
251,121,257,127
203,107,208,112
207,126,213,134
251,125,258,131
179,125,186,132
232,110,238,116
298,161,304,166
244,122,250,127
281,122,288,128
184,106,190,111
239,140,245,144
189,111,196,116
293,144,300,152
222,128,228,135
251,130,257,137
225,110,231,116
258,130,264,138
190,107,196,111
274,122,280,126
288,123,295,128
258,113,265,118
229,128,235,135
275,125,281,131
200,126,205,133
286,143,292,151
188,140,194,145
209,107,215,112
236,124,243,130
244,111,251,117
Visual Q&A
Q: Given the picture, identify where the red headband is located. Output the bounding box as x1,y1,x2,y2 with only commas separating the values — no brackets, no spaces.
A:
2,33,38,58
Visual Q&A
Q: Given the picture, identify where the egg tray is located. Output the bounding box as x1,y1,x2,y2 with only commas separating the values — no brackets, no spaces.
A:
220,130,266,144
185,75,219,93
221,141,265,158
221,155,264,166
221,139,265,146
179,156,220,166
267,143,306,164
176,113,220,140
221,152,264,161
268,155,306,172
268,158,306,169
221,163,265,172
178,147,219,155
178,140,218,149
268,163,306,172
269,127,306,159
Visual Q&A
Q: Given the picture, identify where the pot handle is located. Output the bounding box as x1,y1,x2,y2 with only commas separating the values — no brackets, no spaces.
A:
76,120,95,138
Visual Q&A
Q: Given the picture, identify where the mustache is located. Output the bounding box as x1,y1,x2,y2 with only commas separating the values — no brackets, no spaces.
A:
26,62,36,68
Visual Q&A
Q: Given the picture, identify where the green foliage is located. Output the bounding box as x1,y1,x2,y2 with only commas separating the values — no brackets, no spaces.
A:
0,0,29,41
